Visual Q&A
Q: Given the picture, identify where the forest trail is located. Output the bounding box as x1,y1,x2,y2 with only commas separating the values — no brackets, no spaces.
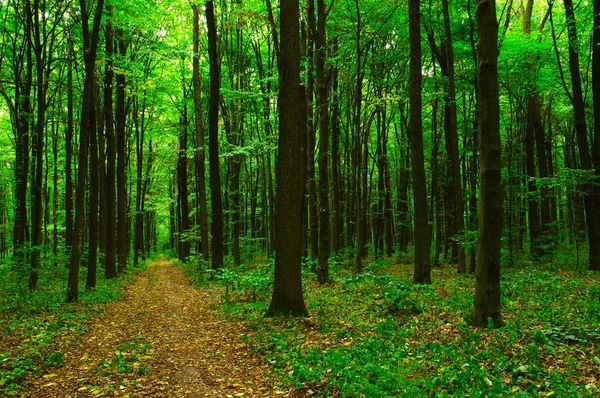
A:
23,257,278,397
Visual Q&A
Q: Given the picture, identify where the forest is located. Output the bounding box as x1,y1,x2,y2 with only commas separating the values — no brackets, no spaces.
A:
1,0,600,396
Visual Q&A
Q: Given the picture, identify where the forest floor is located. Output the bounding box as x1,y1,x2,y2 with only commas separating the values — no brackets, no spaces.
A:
19,257,281,397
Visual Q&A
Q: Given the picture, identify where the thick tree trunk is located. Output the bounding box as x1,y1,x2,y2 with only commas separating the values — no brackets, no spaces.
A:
408,0,431,284
472,0,503,328
267,0,308,317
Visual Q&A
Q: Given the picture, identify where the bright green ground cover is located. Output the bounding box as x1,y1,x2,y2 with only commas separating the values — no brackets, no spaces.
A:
0,256,147,395
182,250,600,397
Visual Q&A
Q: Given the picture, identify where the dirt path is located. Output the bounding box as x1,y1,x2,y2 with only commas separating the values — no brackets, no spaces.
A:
24,257,280,397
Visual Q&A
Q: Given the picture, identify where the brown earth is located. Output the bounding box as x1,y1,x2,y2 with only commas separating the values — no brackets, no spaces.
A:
22,257,285,397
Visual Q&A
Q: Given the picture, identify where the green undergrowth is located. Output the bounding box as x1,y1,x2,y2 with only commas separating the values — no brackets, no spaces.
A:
185,252,600,397
0,254,152,395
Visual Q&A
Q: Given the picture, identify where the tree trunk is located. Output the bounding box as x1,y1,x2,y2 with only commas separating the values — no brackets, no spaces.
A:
563,0,600,270
472,0,503,328
441,0,466,273
306,0,318,262
87,84,99,290
192,4,210,261
267,0,308,317
408,0,431,284
67,0,104,302
177,97,191,261
103,6,117,279
116,31,128,274
206,0,224,270
592,0,600,270
316,0,330,283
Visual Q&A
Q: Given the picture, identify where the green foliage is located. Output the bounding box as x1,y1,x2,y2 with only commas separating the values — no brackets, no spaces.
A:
96,334,151,376
210,255,600,397
0,260,142,394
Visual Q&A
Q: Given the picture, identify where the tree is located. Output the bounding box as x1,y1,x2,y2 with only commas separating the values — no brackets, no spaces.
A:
67,0,105,302
408,0,431,284
104,5,117,279
267,0,308,317
472,0,503,328
316,0,330,284
116,29,128,274
206,0,224,270
192,3,209,261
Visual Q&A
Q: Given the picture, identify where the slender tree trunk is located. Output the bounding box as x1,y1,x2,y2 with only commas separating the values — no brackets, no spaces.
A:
87,84,99,290
306,0,318,261
316,0,330,283
563,0,600,270
192,4,210,261
331,39,342,254
67,0,104,302
30,0,46,290
104,6,117,279
441,0,466,273
65,40,74,251
592,0,600,270
206,0,224,270
116,31,128,273
178,94,191,261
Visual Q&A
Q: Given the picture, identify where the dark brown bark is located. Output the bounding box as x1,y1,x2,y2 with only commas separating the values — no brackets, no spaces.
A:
87,84,99,290
441,0,466,273
67,0,104,302
472,0,503,328
177,97,191,261
563,0,600,270
30,0,45,290
192,4,209,261
331,39,342,254
103,6,117,279
316,0,330,283
116,31,128,274
267,0,308,317
306,0,318,262
592,0,600,270
206,0,224,270
65,39,74,251
523,0,542,259
354,0,366,273
12,2,33,275
408,0,431,284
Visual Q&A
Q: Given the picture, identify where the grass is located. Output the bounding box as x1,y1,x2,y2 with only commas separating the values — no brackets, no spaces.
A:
0,254,149,396
185,250,600,397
